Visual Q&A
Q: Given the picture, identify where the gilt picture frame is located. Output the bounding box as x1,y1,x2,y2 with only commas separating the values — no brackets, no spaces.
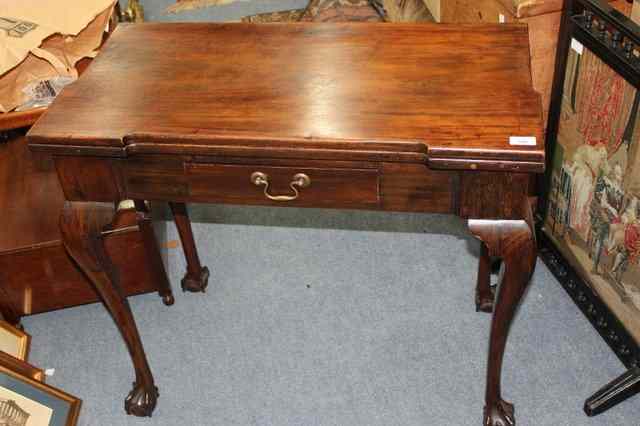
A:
0,320,31,361
0,351,45,383
0,363,80,426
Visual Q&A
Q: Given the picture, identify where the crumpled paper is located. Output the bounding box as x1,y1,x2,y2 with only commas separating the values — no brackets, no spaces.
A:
0,0,115,112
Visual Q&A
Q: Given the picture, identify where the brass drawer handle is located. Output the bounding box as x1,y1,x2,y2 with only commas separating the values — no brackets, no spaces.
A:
250,171,311,201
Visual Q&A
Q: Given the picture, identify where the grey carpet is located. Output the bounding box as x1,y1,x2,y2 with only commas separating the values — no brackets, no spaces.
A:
21,205,638,425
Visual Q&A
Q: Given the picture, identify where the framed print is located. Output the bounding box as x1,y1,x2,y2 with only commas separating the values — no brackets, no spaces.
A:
0,364,80,426
0,321,30,361
0,351,45,382
539,0,640,416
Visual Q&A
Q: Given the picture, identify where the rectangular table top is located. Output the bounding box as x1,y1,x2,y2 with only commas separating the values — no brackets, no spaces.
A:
28,23,544,169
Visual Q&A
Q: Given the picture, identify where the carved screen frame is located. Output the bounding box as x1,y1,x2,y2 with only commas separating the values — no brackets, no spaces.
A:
539,0,640,369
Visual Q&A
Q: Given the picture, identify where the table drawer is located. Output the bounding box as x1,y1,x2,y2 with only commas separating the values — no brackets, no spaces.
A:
186,163,380,208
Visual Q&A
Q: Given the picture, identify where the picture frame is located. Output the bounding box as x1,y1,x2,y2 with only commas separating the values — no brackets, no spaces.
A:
0,351,45,383
0,320,31,361
0,363,80,426
538,0,640,416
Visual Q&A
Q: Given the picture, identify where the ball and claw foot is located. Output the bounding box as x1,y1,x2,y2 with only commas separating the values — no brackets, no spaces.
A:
484,399,515,426
124,382,159,417
162,293,175,306
476,284,496,313
181,266,210,293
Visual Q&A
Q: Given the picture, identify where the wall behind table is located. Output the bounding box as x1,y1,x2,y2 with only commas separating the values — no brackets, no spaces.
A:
118,0,310,22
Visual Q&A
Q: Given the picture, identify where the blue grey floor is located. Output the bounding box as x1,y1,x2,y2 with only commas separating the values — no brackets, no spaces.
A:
22,206,638,425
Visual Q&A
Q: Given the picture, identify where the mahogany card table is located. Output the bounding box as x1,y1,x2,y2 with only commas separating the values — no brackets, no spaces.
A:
27,23,544,426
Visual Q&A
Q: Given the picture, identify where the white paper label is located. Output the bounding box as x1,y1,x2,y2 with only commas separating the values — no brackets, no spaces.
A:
499,13,505,23
509,136,537,146
45,368,55,377
571,38,584,55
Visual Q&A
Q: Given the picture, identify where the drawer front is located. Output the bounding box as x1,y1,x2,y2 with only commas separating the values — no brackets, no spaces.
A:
186,163,380,208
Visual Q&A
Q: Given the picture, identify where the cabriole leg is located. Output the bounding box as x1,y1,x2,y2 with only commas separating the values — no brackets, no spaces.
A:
60,201,158,417
169,202,209,293
133,200,174,306
469,204,536,426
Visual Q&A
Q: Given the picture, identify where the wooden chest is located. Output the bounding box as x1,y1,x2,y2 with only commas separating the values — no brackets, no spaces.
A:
0,136,163,324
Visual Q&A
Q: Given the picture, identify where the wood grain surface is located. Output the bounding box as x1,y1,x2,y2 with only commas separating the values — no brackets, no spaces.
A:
28,23,543,169
0,136,62,251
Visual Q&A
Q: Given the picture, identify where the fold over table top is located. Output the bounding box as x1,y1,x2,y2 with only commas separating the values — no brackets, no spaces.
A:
28,23,544,171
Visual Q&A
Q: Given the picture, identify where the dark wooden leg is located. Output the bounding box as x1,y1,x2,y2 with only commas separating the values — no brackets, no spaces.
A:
469,206,537,426
584,367,640,416
169,202,209,293
60,201,158,417
476,242,495,313
133,200,174,306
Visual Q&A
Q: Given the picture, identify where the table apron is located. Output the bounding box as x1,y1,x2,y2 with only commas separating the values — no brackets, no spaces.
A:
53,155,535,220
